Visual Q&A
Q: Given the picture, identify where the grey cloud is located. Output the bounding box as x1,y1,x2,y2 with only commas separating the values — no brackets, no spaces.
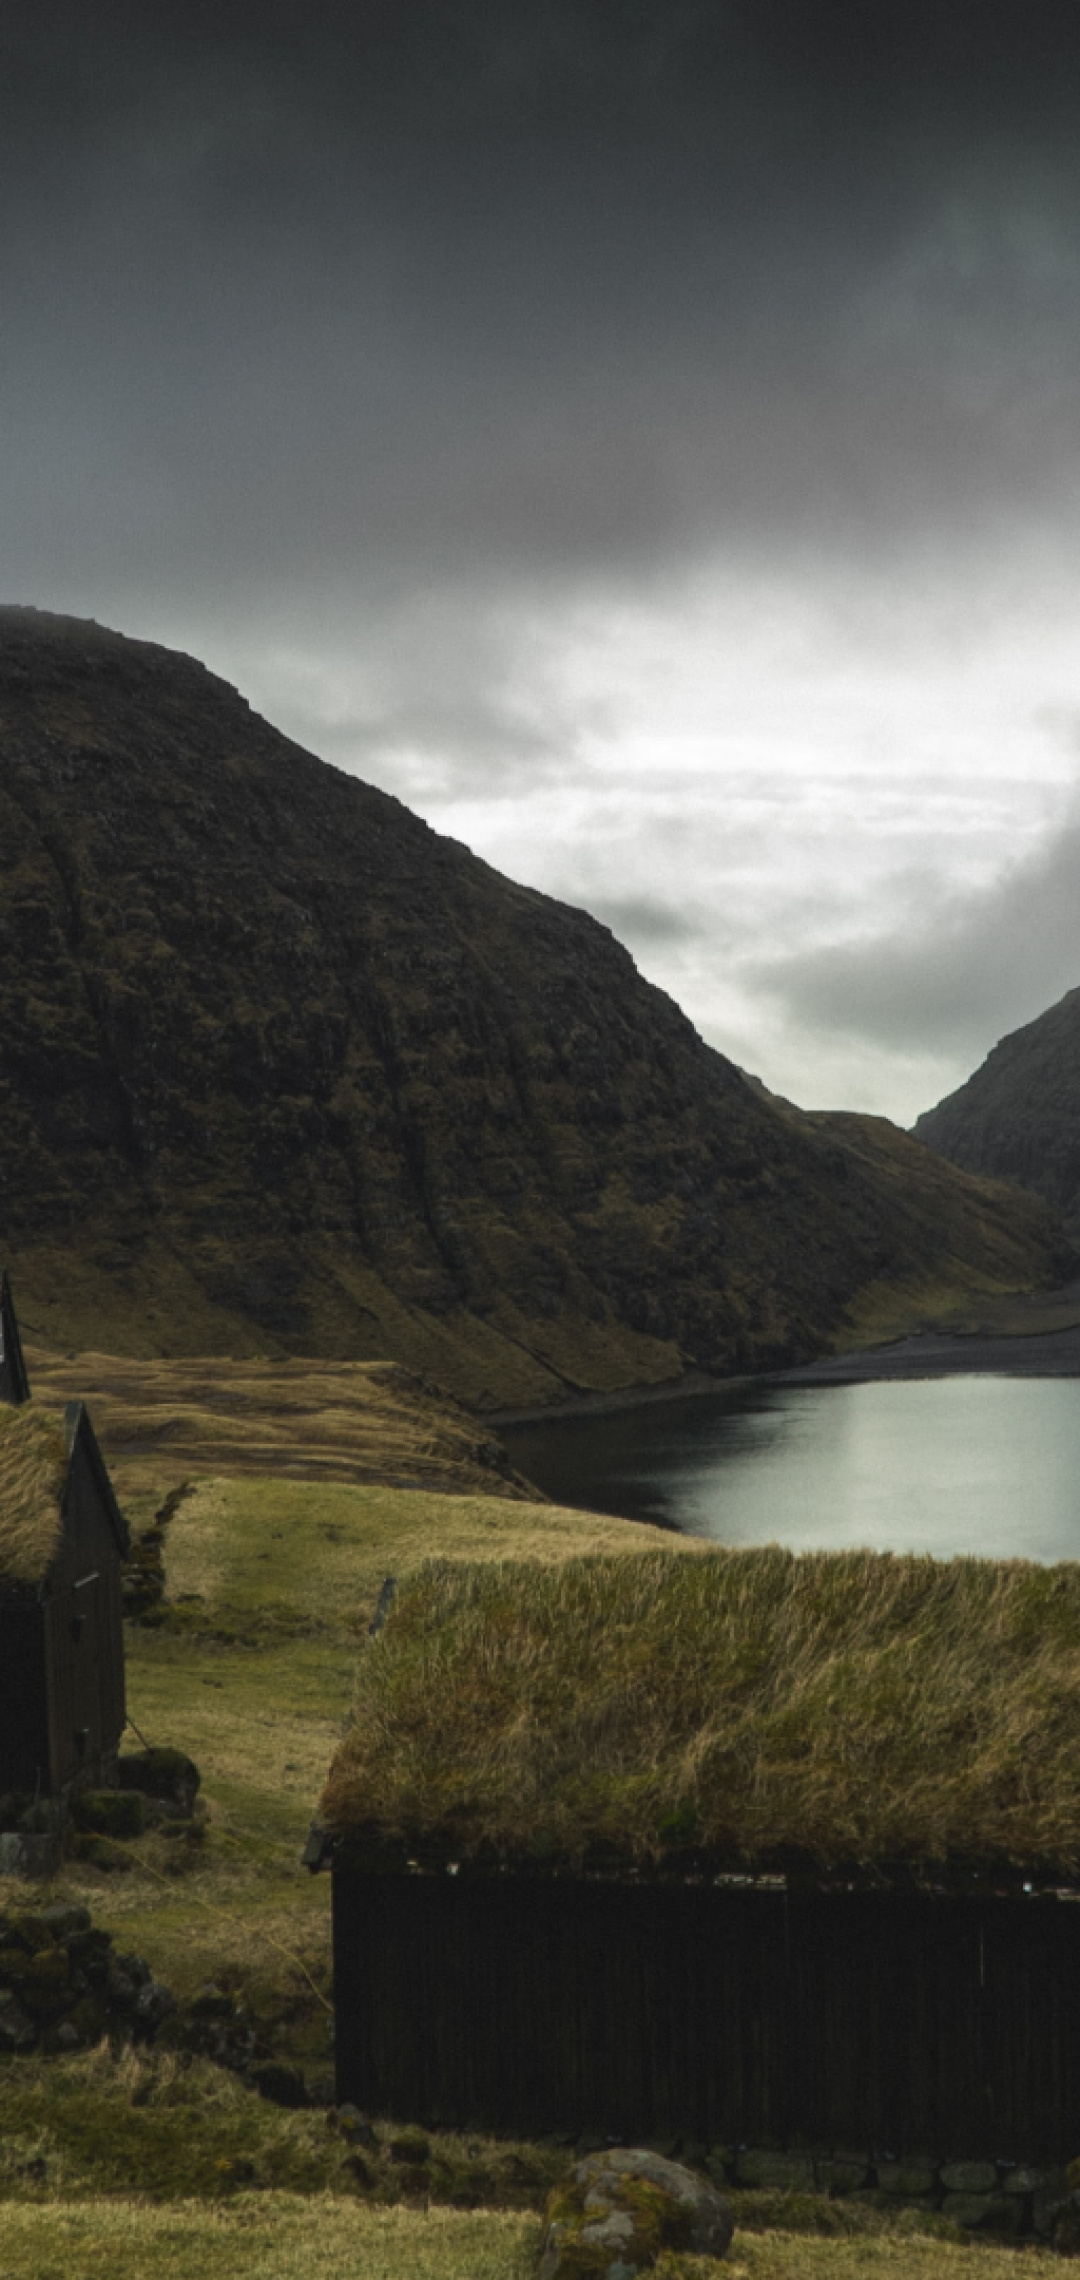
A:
238,586,605,803
284,691,582,804
585,895,705,948
5,2,1080,619
745,810,1080,1089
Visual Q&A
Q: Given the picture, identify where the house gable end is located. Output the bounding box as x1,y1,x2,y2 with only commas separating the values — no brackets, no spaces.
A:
61,1404,130,1565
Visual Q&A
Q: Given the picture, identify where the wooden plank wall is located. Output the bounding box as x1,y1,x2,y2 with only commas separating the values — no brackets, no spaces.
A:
0,1601,49,1793
333,1864,1080,2160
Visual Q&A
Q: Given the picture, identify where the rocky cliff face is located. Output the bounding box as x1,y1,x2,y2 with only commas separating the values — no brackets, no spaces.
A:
915,987,1080,1234
0,608,1064,1407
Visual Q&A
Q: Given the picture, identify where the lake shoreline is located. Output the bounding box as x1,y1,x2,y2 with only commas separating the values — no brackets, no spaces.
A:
774,1319,1080,1383
492,1310,1080,1431
489,1367,743,1428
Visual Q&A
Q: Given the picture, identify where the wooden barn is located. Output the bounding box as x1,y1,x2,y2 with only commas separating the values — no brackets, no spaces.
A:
0,1312,130,1802
316,1551,1080,2171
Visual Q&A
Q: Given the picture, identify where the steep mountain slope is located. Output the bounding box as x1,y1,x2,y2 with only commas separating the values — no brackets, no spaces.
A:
0,607,1064,1407
915,986,1080,1232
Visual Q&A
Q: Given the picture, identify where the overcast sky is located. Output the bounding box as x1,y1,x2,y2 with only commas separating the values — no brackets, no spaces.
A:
5,1,1080,1122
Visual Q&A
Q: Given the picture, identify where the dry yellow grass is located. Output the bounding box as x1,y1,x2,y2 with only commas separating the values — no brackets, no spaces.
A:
323,1546,1080,1873
727,2239,1052,2280
0,2196,540,2277
0,1400,67,1584
21,1346,536,1503
0,2201,1051,2279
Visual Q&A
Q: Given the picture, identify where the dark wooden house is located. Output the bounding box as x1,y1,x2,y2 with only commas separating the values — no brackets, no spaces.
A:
0,1367,130,1801
316,1556,1080,2173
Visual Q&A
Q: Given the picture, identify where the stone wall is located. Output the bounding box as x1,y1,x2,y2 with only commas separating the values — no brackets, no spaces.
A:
0,1902,174,2052
699,2141,1067,2241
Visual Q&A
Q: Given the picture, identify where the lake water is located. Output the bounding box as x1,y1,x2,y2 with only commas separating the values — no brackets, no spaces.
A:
502,1377,1080,1563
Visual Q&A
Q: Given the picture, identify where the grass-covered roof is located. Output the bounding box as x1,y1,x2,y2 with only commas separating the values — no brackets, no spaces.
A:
0,1403,68,1586
321,1547,1080,1878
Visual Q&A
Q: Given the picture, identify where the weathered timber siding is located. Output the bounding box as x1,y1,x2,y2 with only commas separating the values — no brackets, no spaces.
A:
333,1864,1080,2161
0,1600,49,1791
42,1426,127,1789
65,1432,126,1759
42,1585,79,1791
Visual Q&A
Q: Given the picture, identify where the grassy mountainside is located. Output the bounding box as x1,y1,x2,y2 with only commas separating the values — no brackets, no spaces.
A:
915,985,1080,1233
0,606,1066,1407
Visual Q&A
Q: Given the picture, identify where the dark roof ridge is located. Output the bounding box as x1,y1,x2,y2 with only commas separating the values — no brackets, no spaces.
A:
0,1271,31,1406
62,1401,130,1559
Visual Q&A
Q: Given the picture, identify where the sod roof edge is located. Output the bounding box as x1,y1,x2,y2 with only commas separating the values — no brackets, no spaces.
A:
320,1546,1080,1880
0,1403,69,1586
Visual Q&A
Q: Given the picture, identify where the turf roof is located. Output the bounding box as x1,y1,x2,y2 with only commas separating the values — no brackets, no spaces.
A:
321,1547,1080,1877
0,1403,69,1587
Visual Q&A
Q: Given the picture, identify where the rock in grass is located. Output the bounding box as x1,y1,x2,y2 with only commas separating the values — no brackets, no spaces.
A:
73,1789,147,1839
941,2191,1019,2235
249,2061,308,2108
39,1904,91,1942
736,2149,816,2191
939,2160,997,2194
389,2131,431,2164
335,2103,378,2147
539,2147,732,2275
117,1747,200,1817
875,2159,938,2198
0,1989,36,2050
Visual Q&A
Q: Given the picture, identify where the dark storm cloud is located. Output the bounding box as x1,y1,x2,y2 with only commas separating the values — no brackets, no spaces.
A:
747,804,1080,1085
5,0,1080,609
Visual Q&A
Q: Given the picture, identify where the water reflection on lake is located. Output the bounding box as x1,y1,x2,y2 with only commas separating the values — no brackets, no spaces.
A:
502,1377,1080,1563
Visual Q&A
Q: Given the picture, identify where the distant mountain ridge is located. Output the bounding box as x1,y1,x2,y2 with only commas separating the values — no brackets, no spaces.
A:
0,606,1065,1408
915,987,1080,1233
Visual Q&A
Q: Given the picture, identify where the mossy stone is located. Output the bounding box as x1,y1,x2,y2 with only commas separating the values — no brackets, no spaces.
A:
389,2131,431,2164
25,1946,69,1989
540,2147,732,2277
74,1790,147,1838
